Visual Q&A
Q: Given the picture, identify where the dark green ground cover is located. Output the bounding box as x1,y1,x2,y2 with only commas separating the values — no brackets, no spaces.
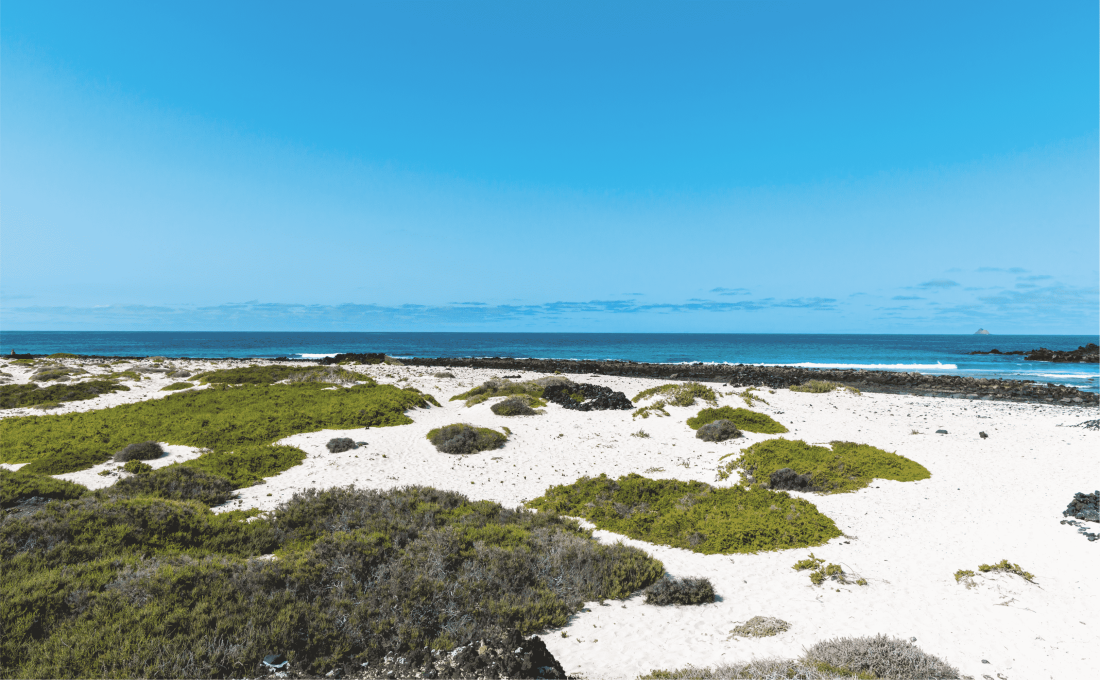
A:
0,380,130,409
1,485,663,678
526,474,841,554
718,439,931,492
0,382,434,476
0,469,89,508
687,406,788,434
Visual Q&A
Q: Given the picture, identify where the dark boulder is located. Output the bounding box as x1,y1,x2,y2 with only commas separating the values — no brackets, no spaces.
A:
1063,490,1100,523
695,420,742,442
769,467,815,492
1025,343,1099,364
326,437,358,453
318,353,386,366
541,383,633,411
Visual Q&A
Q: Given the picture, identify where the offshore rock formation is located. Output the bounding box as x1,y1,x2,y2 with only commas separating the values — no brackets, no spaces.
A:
968,343,1098,363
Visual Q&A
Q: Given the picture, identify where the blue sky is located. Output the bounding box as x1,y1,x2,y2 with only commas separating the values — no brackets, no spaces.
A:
2,0,1097,333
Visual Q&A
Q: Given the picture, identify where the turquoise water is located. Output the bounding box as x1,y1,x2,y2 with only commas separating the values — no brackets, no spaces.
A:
2,331,1097,392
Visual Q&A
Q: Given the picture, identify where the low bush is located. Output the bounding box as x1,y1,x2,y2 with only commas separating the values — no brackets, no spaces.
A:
114,441,165,462
633,400,670,419
696,420,741,442
717,439,931,492
433,371,455,378
325,437,358,453
105,465,236,506
427,424,508,454
633,382,717,407
974,559,1035,583
122,460,154,474
644,575,715,605
0,379,130,409
727,616,790,638
491,396,541,416
161,381,195,391
687,406,788,435
1,485,663,678
803,634,959,679
526,474,842,554
450,378,559,407
1,382,433,475
641,635,959,679
31,367,87,382
0,469,88,508
48,353,79,358
790,380,861,395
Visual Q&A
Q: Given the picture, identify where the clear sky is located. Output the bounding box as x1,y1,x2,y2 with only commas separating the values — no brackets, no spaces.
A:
2,0,1097,333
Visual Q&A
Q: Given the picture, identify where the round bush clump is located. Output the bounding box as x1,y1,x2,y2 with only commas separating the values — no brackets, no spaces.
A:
113,441,165,463
122,460,154,474
433,371,455,378
716,438,931,493
106,465,236,506
326,437,358,453
491,396,539,416
803,634,960,679
427,423,508,454
728,616,790,638
688,406,788,435
696,419,742,442
644,575,715,605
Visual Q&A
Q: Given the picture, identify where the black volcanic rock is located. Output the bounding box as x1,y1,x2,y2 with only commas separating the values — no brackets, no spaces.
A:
542,383,633,411
1025,343,1099,364
318,353,387,366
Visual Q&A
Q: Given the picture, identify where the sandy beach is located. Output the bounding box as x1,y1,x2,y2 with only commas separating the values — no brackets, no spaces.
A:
2,357,1097,679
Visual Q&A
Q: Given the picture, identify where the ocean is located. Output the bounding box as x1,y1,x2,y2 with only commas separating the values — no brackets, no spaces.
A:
1,331,1097,392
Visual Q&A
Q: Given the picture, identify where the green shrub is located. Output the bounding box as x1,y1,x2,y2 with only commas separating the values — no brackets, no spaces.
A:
978,559,1035,582
790,380,861,395
121,460,154,474
717,439,931,492
633,382,717,407
30,367,87,382
47,353,79,358
0,379,130,409
687,406,788,434
1,486,663,678
450,377,561,407
114,441,165,462
427,424,508,454
0,469,88,508
107,465,236,506
644,575,715,605
161,381,195,391
526,474,842,554
1,382,434,475
490,396,542,416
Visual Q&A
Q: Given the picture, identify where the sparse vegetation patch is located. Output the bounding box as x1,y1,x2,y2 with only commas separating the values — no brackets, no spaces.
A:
1,382,434,475
790,380,861,395
161,381,195,391
193,365,367,385
0,379,130,409
688,406,788,434
526,474,842,554
717,439,930,493
633,382,717,407
727,616,790,639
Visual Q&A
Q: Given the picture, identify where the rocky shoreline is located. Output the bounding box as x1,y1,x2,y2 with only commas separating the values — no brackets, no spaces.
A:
6,352,1097,406
397,356,1099,406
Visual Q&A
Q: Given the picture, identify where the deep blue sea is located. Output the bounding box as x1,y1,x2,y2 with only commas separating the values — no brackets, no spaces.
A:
2,331,1097,392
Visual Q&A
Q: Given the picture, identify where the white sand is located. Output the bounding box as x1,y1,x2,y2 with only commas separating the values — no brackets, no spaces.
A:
3,359,1097,679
